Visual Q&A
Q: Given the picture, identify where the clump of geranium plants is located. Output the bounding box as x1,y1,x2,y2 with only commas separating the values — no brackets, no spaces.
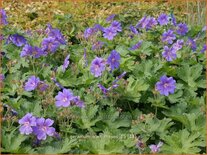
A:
1,7,206,154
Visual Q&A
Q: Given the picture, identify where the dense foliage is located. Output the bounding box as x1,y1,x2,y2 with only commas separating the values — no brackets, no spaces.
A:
1,1,206,154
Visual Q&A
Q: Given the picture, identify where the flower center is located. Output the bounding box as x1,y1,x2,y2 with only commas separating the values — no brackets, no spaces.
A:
164,83,168,88
62,97,67,102
24,121,30,126
42,126,47,132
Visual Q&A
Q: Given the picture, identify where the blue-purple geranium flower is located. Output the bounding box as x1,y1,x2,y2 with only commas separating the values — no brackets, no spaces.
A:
24,76,40,91
186,38,197,51
0,9,8,25
33,118,55,140
106,14,116,22
92,41,104,51
111,20,122,32
47,26,66,44
161,29,176,44
90,57,106,77
149,142,163,153
55,89,74,107
18,113,36,135
41,37,60,53
103,27,117,40
129,41,142,50
7,34,27,47
20,44,33,57
176,23,188,36
107,50,121,71
157,13,169,25
129,25,138,35
62,54,70,72
172,39,184,51
38,81,49,92
136,16,157,30
200,44,206,53
155,75,176,96
162,46,177,61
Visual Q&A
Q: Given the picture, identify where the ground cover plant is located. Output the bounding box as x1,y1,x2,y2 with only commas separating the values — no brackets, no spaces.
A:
0,1,206,154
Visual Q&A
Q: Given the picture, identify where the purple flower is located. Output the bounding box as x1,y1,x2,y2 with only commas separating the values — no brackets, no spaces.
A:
129,41,142,50
172,39,184,51
136,16,157,30
24,76,40,91
98,83,108,94
72,96,85,108
47,25,66,44
162,29,176,44
149,142,163,153
92,41,104,51
107,50,121,71
186,38,197,51
41,37,60,53
200,44,206,53
20,44,33,57
90,57,106,77
84,27,95,39
93,24,104,32
51,77,64,89
31,46,45,58
155,75,176,96
103,27,117,40
0,9,8,25
170,14,177,26
106,14,116,22
7,34,27,47
62,54,70,72
176,23,188,36
0,74,5,81
112,71,126,85
55,89,74,107
110,20,122,32
162,46,177,61
18,113,36,135
33,118,55,140
38,81,49,92
129,25,138,35
157,13,169,25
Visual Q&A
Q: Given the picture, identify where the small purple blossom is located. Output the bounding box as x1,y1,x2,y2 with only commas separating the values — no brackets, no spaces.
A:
98,83,108,94
47,25,66,44
72,96,85,108
0,74,5,81
84,27,95,39
33,118,55,140
93,24,104,31
55,89,74,107
136,16,157,30
38,81,49,92
106,14,116,22
107,50,121,71
172,39,184,51
24,76,40,91
20,44,33,57
129,41,142,50
186,38,197,51
41,37,60,53
18,113,36,135
170,13,177,26
200,44,206,53
51,77,64,89
157,13,169,25
31,46,45,58
176,23,188,36
110,20,122,32
90,57,106,77
0,9,8,25
129,25,138,35
7,34,27,47
162,29,176,44
112,71,126,85
103,27,117,40
62,54,70,72
155,75,176,96
92,41,104,51
162,46,177,61
149,142,163,153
